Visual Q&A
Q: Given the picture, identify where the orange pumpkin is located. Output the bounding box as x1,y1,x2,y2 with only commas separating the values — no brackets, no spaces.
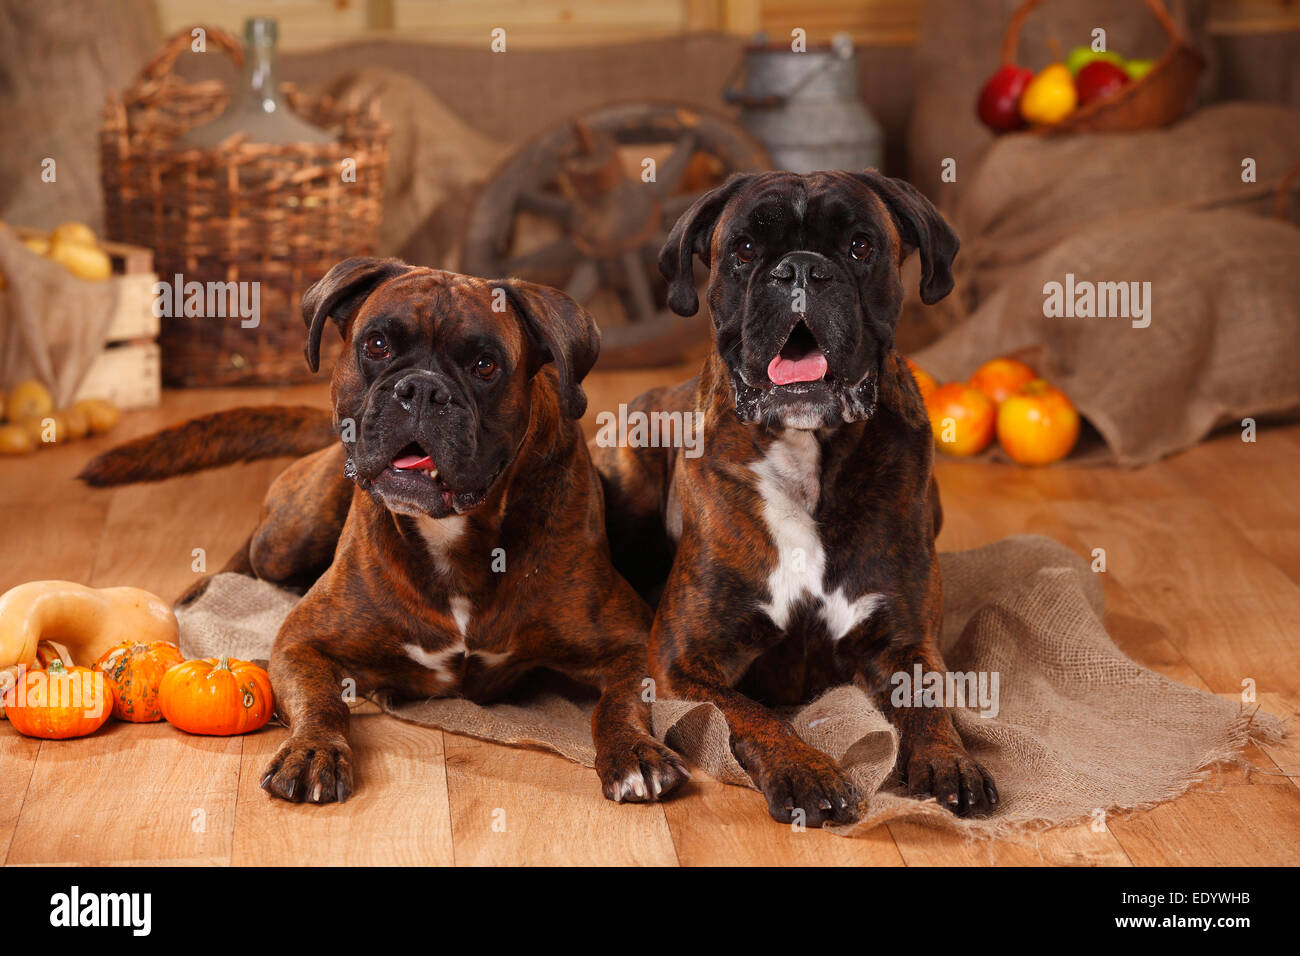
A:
159,656,273,736
6,659,111,739
93,640,184,722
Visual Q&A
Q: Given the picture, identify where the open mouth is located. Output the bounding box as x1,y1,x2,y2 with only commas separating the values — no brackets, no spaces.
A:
385,440,455,510
374,440,503,515
767,321,829,387
391,442,438,478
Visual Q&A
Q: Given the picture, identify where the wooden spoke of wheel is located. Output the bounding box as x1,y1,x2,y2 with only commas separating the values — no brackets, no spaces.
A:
662,189,709,223
517,190,573,225
564,258,601,304
620,249,658,324
503,237,579,283
598,312,711,368
651,133,699,198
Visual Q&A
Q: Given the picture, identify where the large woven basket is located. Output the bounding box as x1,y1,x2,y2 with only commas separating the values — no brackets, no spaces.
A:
100,26,389,386
1004,0,1205,135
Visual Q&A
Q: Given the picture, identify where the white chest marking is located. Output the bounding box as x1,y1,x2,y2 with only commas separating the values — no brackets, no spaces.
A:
751,431,885,640
402,642,464,682
406,516,503,680
449,595,472,636
414,514,467,575
402,635,512,683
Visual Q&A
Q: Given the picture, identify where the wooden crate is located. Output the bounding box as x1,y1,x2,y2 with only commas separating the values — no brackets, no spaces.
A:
101,270,161,343
14,227,161,409
73,341,161,410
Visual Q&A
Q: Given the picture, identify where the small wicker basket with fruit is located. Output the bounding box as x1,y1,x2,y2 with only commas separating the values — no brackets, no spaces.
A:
977,0,1204,135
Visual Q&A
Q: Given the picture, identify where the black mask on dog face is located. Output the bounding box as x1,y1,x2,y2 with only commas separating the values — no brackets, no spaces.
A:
658,170,958,431
301,258,599,518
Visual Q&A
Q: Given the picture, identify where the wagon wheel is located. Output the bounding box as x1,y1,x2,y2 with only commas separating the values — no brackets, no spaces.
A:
460,102,770,368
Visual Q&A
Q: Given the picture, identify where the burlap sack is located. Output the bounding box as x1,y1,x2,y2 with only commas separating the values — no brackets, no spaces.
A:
948,103,1300,315
898,103,1300,351
311,68,509,266
176,534,1283,838
0,227,119,405
916,207,1300,466
0,0,158,233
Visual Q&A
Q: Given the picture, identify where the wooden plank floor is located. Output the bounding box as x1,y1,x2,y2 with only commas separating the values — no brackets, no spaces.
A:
2,370,1297,866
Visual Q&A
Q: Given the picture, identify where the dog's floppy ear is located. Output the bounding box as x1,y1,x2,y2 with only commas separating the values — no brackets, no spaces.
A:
658,172,754,316
494,279,600,419
852,170,959,305
302,257,413,372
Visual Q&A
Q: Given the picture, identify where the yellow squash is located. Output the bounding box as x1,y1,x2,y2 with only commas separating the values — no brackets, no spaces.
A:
0,580,179,677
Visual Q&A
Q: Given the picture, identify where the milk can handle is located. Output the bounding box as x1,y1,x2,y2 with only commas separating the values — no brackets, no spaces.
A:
723,36,854,110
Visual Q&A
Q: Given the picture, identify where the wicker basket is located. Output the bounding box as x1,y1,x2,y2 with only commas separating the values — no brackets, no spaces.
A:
100,26,389,386
1003,0,1205,135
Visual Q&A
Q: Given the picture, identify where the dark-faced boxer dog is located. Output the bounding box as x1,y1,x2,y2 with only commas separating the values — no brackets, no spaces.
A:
81,259,688,805
592,170,997,826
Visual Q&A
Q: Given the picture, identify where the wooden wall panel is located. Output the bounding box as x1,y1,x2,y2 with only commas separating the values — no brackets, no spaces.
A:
152,0,930,49
150,0,1300,51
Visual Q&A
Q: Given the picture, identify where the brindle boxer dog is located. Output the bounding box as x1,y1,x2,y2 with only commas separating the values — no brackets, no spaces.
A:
81,258,689,805
592,170,998,826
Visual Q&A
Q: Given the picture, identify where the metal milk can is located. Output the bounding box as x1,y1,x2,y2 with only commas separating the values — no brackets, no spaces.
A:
725,33,883,174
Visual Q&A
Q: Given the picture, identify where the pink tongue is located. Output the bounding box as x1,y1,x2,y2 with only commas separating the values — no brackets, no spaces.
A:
767,351,828,386
392,453,434,470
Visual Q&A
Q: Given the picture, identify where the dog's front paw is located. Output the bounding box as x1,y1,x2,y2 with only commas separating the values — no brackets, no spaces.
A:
751,747,861,827
598,735,690,804
905,742,997,817
261,732,354,804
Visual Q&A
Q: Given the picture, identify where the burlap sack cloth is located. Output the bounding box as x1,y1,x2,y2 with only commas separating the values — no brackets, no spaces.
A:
176,534,1283,838
0,227,120,404
907,104,1300,466
308,68,509,268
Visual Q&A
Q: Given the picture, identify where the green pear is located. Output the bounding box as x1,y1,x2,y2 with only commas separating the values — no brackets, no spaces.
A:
1124,58,1156,80
1065,46,1126,76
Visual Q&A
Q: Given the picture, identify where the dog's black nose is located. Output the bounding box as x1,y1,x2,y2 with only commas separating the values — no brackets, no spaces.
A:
394,372,453,407
769,251,834,288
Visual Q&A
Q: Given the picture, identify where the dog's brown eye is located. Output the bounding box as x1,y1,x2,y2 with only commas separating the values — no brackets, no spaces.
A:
472,355,496,380
364,333,390,360
850,234,871,261
735,238,756,264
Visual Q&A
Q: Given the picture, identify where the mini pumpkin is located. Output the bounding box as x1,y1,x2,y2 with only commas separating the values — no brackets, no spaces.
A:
6,659,112,739
93,640,184,722
159,656,273,736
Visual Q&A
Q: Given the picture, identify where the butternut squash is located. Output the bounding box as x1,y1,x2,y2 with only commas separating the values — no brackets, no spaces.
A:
0,580,178,674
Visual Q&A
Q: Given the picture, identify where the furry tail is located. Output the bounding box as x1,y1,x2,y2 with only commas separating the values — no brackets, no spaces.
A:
78,405,336,487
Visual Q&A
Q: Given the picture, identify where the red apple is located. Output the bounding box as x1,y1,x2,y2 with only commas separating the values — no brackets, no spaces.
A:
977,65,1035,132
1074,60,1130,107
